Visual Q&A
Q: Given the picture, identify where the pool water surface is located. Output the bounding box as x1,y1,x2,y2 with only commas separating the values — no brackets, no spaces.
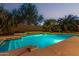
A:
0,34,76,52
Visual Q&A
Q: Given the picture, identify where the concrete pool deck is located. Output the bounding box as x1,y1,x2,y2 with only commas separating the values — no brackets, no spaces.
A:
0,36,79,56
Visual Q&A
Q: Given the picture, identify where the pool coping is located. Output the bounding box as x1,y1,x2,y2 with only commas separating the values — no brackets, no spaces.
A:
0,32,79,40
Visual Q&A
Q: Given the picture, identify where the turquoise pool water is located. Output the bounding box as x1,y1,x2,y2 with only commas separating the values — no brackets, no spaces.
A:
0,34,76,52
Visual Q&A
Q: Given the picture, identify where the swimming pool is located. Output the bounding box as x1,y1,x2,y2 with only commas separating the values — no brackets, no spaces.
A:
0,34,76,52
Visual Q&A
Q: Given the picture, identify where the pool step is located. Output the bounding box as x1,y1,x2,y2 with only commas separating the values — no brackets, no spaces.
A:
8,41,16,51
8,40,23,51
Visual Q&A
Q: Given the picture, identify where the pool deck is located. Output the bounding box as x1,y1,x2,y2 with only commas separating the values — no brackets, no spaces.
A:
0,36,79,56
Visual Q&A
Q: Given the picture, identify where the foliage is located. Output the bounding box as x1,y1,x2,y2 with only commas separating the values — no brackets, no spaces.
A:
43,14,79,32
0,4,79,35
0,3,44,35
43,19,57,32
18,3,43,25
57,14,79,32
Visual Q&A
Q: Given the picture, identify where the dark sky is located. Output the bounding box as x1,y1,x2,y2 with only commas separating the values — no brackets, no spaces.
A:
4,3,79,19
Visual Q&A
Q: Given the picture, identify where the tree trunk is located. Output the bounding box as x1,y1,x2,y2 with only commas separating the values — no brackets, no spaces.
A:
64,25,68,32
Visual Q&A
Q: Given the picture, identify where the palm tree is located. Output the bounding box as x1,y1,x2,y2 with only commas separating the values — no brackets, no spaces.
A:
57,14,78,32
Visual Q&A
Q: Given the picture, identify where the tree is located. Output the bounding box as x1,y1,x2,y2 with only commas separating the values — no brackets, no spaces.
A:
0,4,17,35
43,19,57,32
57,14,78,32
12,9,22,24
19,3,39,25
0,5,12,34
36,15,44,25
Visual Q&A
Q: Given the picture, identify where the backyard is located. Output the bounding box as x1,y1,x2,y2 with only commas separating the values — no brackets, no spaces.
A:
0,3,79,56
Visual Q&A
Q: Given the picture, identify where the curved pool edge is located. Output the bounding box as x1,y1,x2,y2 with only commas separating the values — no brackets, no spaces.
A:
0,36,79,56
0,33,78,52
0,32,79,40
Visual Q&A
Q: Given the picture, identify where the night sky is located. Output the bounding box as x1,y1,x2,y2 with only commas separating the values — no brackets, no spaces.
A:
3,3,79,19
